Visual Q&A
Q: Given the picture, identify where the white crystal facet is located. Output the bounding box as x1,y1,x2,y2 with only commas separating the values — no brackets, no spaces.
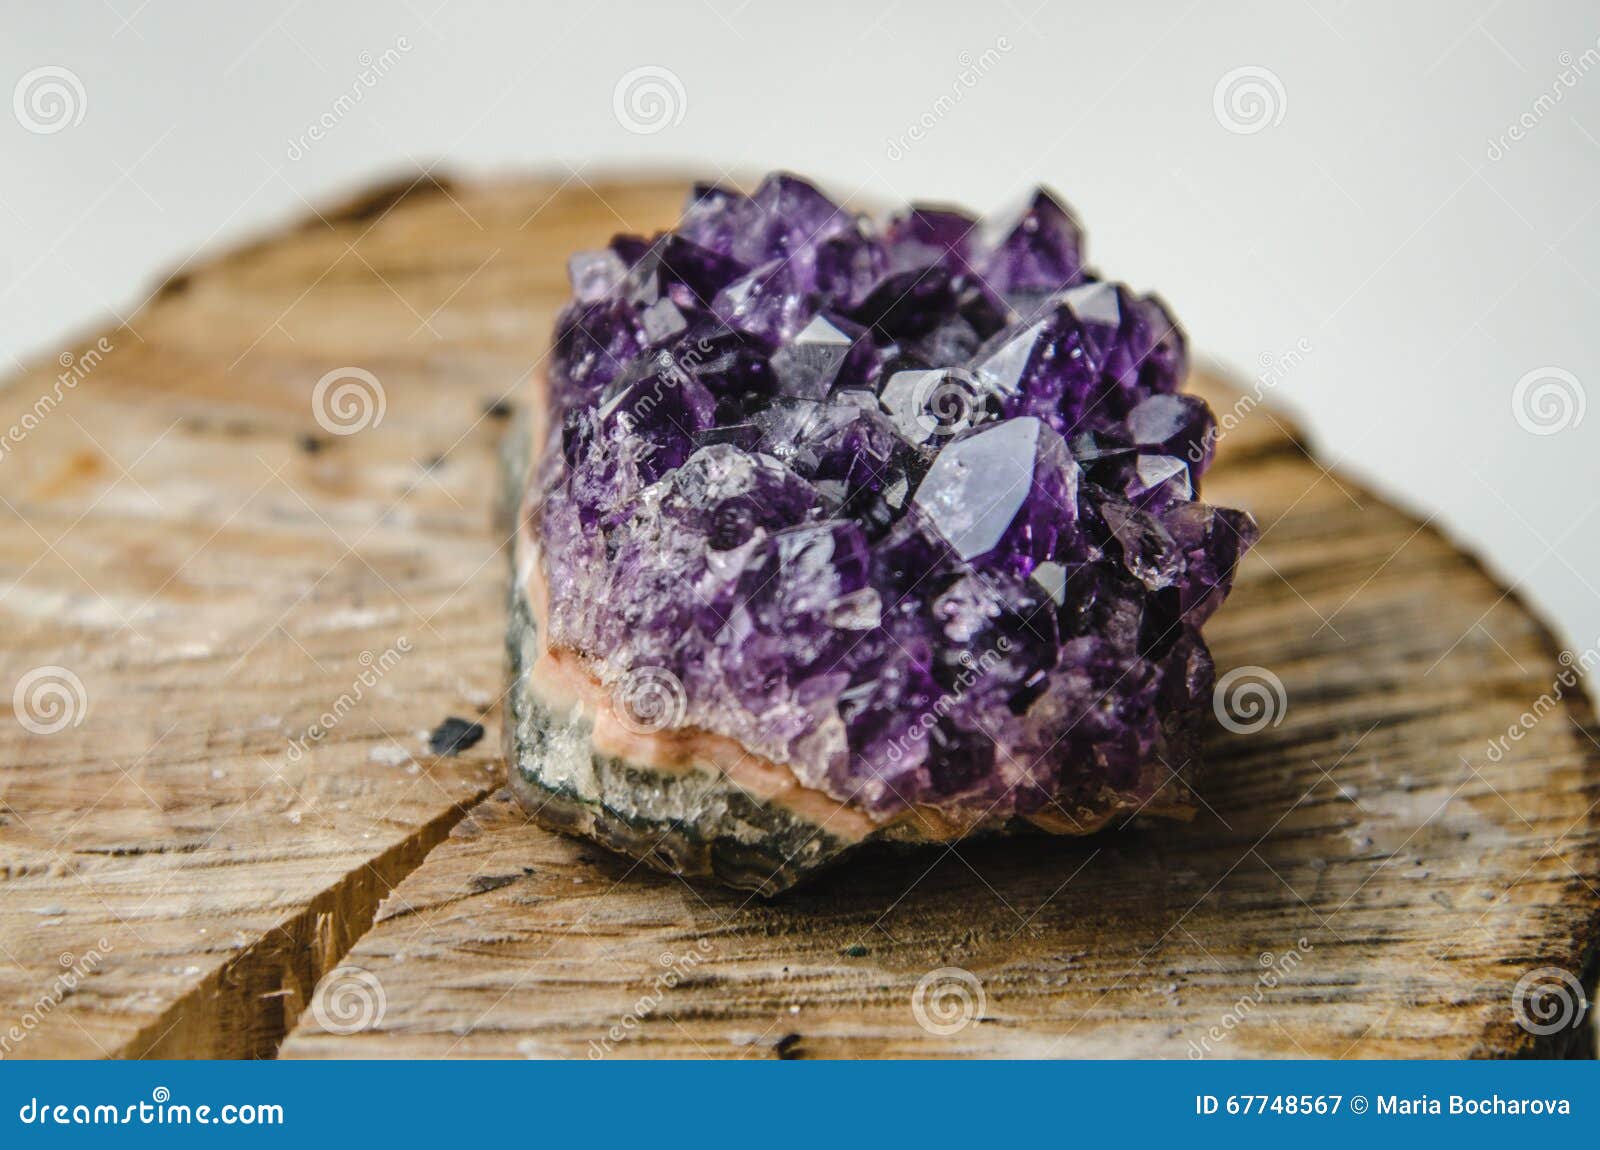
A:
1060,281,1121,328
913,417,1041,560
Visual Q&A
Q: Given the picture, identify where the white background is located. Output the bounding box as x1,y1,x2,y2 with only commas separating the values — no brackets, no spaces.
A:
3,0,1598,669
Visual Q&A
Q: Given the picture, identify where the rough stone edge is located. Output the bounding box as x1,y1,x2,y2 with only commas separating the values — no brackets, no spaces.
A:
498,410,863,895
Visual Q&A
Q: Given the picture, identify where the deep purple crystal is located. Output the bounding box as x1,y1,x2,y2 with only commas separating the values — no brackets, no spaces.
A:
537,173,1257,819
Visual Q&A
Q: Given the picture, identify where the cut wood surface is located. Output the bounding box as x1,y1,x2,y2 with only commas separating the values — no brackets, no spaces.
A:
2,176,1596,1060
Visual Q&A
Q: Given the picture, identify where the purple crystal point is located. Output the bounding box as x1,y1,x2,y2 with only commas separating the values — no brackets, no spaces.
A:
744,172,855,264
678,182,763,256
889,205,980,271
1128,392,1217,475
980,187,1085,295
538,174,1256,827
711,261,814,345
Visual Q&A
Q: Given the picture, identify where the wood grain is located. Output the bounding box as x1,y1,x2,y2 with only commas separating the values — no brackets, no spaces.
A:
3,176,1596,1059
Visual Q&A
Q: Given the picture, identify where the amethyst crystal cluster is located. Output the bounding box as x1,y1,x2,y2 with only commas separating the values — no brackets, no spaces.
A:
534,173,1255,825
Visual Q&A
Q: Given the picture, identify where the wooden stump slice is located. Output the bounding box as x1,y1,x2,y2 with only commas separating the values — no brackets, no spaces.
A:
1,176,1595,1060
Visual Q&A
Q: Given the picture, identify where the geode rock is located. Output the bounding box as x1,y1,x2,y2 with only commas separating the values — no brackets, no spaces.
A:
503,173,1257,894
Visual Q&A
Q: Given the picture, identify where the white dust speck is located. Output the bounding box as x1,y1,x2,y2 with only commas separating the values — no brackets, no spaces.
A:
303,606,398,634
368,744,412,767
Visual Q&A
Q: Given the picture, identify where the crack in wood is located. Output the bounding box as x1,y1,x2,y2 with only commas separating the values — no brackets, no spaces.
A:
127,785,498,1060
